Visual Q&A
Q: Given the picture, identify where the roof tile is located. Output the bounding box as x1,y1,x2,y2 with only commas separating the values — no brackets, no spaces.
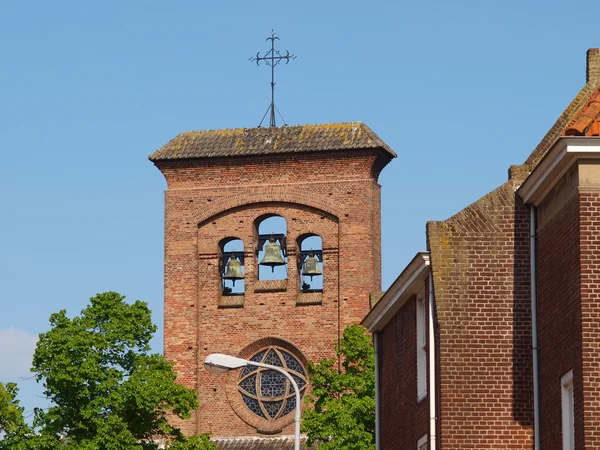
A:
564,91,600,136
589,120,600,136
149,122,396,161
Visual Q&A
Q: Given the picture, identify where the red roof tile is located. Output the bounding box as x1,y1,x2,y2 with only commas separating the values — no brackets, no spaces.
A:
564,89,600,136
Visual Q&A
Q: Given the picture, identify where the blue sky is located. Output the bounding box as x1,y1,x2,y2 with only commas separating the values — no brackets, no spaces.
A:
0,0,597,419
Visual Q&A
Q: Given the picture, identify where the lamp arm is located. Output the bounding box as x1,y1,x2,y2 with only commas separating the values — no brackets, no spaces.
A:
248,360,301,450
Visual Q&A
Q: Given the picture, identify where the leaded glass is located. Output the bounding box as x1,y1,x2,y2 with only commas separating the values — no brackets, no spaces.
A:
263,349,283,367
241,351,265,376
242,396,264,418
263,400,283,419
260,370,286,398
292,374,306,390
281,396,296,417
238,346,308,421
239,373,257,395
281,350,305,375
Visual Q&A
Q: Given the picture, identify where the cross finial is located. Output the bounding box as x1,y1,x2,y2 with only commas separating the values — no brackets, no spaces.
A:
250,31,296,127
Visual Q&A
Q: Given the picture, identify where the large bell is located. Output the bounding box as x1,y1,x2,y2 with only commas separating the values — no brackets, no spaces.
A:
259,238,286,272
302,254,322,280
223,256,244,286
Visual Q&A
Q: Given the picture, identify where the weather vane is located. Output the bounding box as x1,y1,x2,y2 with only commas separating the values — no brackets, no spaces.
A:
250,31,296,127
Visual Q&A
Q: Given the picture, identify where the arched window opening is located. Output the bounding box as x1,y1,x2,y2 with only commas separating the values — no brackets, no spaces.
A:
221,238,245,295
297,235,323,292
256,216,287,280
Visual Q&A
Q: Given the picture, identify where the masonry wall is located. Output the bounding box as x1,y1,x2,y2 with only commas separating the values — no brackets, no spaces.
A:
378,291,429,450
536,166,583,449
426,173,534,449
579,190,600,447
154,149,389,436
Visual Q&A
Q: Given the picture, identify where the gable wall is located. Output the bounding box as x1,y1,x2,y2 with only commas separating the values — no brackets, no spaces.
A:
426,178,534,449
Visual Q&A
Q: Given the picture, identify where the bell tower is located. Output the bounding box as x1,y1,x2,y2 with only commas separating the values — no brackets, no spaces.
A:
149,123,395,444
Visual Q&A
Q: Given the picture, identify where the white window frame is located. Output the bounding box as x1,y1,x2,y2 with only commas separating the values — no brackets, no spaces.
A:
416,296,427,401
561,370,574,450
417,433,428,450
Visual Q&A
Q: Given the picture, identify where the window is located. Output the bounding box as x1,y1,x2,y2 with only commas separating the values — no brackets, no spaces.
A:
417,434,428,450
416,296,427,400
562,370,574,450
237,347,308,420
256,215,287,280
297,234,323,292
220,238,245,295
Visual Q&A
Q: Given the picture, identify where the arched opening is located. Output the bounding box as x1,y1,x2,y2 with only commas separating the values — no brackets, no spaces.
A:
220,237,245,295
297,234,323,292
255,215,287,281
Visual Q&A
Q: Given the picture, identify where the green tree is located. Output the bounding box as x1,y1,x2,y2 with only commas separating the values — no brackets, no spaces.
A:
301,324,375,450
0,382,26,434
19,291,216,450
0,382,37,450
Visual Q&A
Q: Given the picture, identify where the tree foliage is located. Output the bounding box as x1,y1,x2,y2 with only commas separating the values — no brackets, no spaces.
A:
0,382,26,435
301,324,375,450
1,292,217,450
0,382,34,450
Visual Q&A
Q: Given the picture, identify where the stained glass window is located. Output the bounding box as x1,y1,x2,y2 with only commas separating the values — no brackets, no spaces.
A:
241,351,265,377
281,396,296,417
237,347,307,420
242,395,264,418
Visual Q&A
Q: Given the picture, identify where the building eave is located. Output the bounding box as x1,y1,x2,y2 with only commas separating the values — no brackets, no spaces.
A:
518,136,600,206
361,252,430,333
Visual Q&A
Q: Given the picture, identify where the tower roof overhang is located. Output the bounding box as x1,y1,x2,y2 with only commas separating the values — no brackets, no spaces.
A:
148,122,396,162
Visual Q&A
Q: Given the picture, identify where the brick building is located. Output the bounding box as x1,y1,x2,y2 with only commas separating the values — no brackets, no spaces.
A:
149,123,395,447
362,49,600,449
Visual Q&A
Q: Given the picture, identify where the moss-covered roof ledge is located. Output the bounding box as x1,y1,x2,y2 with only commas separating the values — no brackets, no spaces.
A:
148,122,396,161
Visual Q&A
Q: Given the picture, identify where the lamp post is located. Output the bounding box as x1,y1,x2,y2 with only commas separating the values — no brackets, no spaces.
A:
204,353,302,450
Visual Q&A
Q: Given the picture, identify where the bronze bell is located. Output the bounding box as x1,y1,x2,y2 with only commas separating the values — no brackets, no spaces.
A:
259,238,286,272
223,256,244,286
303,254,322,280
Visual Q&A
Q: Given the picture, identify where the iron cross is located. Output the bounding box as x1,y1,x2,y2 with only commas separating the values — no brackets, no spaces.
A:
250,31,296,127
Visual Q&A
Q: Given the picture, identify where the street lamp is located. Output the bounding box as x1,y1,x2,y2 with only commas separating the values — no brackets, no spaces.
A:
204,353,302,450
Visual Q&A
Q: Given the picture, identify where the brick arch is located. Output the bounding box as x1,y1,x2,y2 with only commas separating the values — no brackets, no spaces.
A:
296,231,323,245
194,189,342,227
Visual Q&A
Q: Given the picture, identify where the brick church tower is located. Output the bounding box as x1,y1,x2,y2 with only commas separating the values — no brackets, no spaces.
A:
149,123,395,445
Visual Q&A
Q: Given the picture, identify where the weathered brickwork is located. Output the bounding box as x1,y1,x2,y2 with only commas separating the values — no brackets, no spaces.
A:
537,190,582,449
587,48,600,83
379,291,429,449
152,147,391,437
426,176,534,449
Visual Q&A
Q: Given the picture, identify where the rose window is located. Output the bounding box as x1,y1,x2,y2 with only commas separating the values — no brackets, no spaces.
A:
237,347,307,420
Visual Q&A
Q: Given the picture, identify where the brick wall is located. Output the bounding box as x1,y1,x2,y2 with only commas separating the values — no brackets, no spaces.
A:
426,176,534,449
536,174,583,449
378,290,429,450
579,191,600,447
153,149,389,436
